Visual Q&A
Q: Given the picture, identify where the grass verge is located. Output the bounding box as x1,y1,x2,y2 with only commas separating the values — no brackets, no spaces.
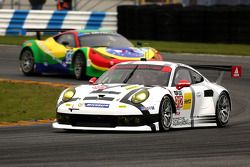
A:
0,81,64,123
131,40,250,56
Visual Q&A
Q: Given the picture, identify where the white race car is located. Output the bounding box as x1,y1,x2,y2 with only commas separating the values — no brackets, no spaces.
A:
53,61,231,132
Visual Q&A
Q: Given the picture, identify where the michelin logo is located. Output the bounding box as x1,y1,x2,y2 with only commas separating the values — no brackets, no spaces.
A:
85,103,110,108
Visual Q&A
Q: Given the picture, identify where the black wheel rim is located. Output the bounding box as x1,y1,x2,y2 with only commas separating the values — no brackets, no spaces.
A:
218,94,230,124
161,97,172,128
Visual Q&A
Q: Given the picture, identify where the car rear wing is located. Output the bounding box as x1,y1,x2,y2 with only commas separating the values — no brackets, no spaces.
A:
190,65,233,84
190,65,232,71
24,28,75,40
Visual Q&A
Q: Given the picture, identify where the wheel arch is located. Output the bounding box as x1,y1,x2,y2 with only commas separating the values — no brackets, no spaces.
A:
159,94,176,114
71,49,87,65
20,40,41,62
19,46,33,60
166,94,177,114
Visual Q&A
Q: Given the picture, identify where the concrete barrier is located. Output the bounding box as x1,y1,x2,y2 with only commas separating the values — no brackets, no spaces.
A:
0,9,117,36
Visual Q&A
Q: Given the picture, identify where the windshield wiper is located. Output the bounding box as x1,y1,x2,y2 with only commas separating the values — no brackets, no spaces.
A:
123,65,138,83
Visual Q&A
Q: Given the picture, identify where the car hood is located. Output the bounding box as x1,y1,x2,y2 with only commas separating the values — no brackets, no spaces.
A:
72,84,146,102
94,47,157,60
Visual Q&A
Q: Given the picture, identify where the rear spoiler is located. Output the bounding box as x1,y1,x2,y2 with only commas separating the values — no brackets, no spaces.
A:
24,28,75,40
190,65,232,71
190,65,232,84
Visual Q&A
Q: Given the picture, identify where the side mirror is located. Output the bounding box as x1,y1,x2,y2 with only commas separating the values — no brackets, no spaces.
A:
62,41,69,46
89,77,97,84
176,80,191,90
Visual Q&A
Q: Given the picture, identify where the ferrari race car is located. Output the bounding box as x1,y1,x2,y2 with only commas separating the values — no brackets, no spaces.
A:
19,30,162,79
53,61,231,132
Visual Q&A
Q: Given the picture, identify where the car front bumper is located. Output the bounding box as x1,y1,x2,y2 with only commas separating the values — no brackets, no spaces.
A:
52,113,159,131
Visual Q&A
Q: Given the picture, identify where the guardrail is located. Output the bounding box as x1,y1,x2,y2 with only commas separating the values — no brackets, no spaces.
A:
0,9,117,36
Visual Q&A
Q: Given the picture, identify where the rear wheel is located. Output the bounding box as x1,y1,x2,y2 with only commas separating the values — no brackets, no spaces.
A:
73,52,86,80
216,92,231,127
159,95,173,132
20,48,37,75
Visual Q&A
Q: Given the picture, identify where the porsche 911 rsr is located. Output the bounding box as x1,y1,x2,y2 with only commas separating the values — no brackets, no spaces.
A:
19,30,162,80
53,61,231,132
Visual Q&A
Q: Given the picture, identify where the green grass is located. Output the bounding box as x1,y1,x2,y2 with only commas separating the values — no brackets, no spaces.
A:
0,36,250,56
0,82,64,122
0,36,45,45
131,40,250,56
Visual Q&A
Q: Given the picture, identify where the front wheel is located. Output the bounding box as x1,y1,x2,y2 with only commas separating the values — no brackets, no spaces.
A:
159,95,173,132
73,52,86,80
20,48,37,76
216,92,231,127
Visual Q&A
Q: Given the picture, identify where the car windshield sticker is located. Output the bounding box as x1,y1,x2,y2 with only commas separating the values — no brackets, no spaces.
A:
115,65,169,71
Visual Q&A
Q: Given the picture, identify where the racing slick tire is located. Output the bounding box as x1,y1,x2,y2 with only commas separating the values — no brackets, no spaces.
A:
216,92,231,127
20,48,39,76
73,52,86,80
159,95,173,132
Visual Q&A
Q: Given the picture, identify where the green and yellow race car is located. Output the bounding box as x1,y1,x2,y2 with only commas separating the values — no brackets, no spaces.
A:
19,30,162,79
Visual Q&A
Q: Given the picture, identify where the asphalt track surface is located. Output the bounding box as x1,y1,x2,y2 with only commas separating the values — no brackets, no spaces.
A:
0,45,250,167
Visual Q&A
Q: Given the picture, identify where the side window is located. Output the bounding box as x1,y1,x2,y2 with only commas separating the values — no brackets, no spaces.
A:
55,34,75,47
173,68,192,86
190,70,204,84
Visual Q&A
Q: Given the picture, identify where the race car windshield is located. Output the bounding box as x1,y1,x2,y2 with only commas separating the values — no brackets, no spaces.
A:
79,33,133,48
96,65,171,86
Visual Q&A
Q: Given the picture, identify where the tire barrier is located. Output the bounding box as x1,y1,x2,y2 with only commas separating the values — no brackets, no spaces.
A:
118,4,250,44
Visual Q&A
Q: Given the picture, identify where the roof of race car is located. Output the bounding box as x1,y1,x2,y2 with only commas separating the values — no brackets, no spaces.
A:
76,29,118,37
117,61,188,69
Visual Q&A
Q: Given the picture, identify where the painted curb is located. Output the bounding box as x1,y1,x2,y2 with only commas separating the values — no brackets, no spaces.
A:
0,78,72,88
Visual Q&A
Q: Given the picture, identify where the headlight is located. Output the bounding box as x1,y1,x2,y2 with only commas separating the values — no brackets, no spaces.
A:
131,89,149,104
62,87,76,102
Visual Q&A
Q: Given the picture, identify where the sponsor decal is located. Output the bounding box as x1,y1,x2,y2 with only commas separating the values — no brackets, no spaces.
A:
172,117,191,126
174,91,182,96
64,50,73,64
92,85,107,90
85,103,110,108
231,66,242,78
140,106,155,111
175,96,183,109
65,103,72,107
78,103,83,107
118,105,127,108
183,92,192,110
106,48,145,58
125,85,139,90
